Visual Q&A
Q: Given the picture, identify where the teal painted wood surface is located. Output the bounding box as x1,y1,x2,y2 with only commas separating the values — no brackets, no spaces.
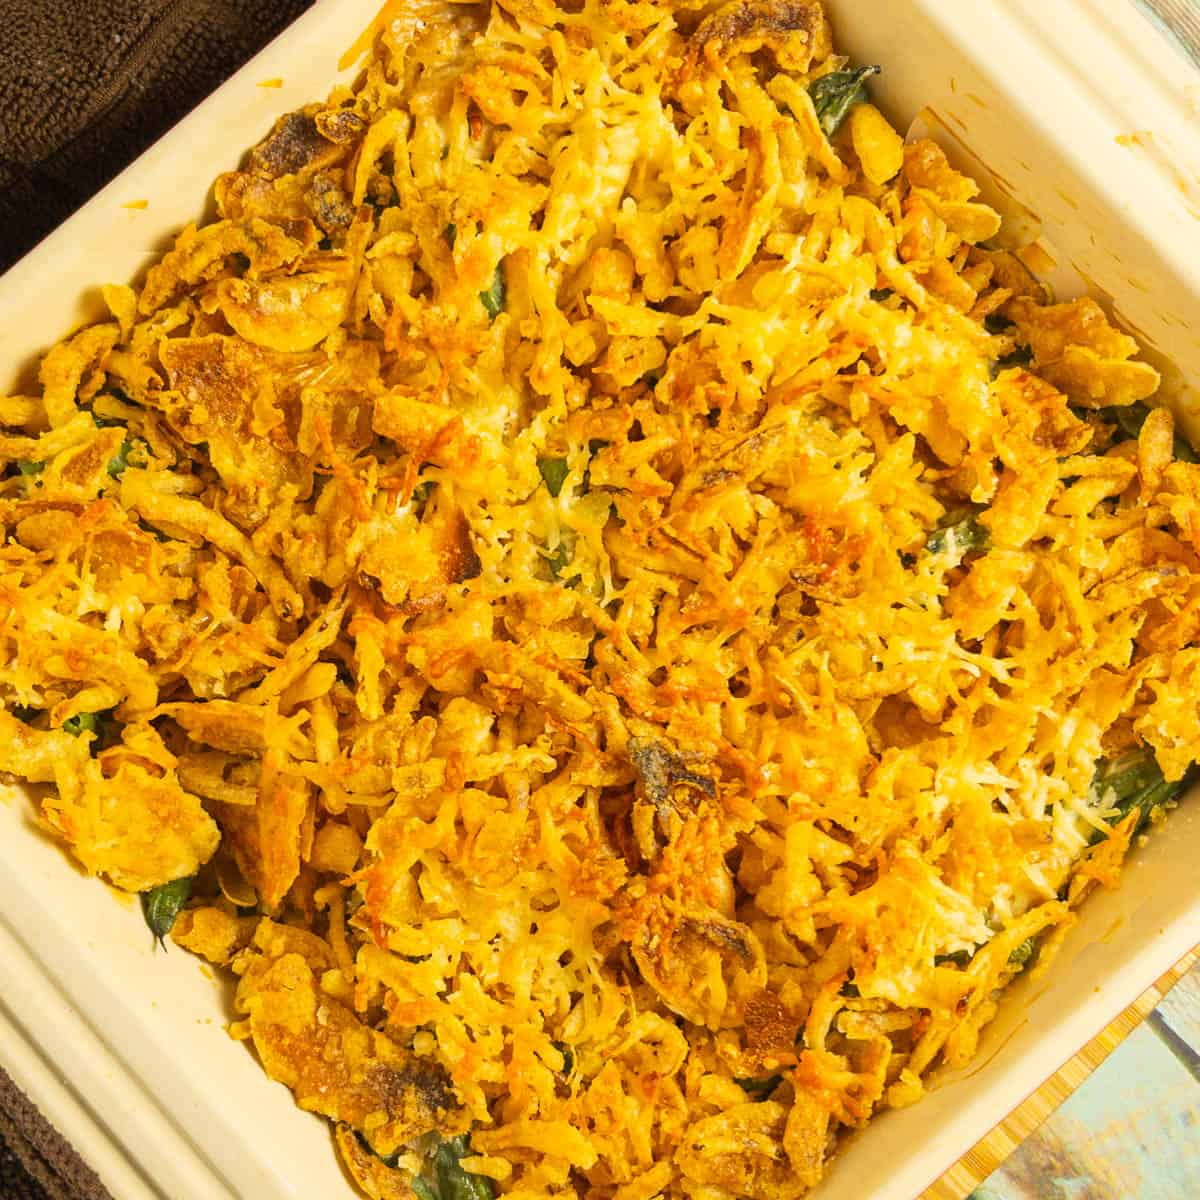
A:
969,966,1200,1200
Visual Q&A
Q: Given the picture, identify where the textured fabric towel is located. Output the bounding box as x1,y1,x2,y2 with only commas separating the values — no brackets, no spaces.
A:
0,1065,111,1200
0,0,312,272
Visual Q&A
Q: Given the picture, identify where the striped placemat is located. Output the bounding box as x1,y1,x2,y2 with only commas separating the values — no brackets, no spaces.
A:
925,947,1200,1198
1135,0,1200,64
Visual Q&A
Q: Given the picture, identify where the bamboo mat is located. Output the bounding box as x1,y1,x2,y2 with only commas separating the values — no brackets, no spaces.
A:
923,946,1200,1199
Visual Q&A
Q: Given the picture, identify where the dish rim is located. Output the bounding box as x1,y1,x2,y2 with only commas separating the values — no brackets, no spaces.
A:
1,3,1198,1199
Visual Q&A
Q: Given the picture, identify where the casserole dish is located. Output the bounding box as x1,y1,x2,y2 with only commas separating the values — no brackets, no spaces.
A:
1,1,1198,1197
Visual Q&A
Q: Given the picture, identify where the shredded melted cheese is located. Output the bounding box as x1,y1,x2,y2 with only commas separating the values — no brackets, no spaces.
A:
1,1,1196,1197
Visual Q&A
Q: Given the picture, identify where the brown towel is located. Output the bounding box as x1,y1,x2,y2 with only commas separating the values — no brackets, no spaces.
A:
0,1065,110,1200
0,0,313,273
0,6,315,1192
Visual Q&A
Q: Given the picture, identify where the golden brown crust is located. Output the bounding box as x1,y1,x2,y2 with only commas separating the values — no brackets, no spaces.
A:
0,2,1187,1198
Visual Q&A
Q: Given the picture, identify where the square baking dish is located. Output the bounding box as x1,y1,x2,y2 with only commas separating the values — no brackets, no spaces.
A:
1,2,1198,1198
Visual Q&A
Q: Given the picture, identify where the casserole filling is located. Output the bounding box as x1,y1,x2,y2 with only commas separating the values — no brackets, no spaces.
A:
0,1,1195,1196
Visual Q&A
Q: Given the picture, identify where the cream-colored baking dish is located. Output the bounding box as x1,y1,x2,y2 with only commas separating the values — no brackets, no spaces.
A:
2,2,1199,1197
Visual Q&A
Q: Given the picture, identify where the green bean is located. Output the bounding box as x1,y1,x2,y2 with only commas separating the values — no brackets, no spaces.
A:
1092,750,1162,803
141,876,193,946
62,709,119,753
935,950,972,968
17,460,44,476
107,438,143,479
545,541,576,584
537,456,570,497
1089,749,1193,843
62,712,101,737
809,65,880,137
433,1135,495,1200
1097,401,1199,464
925,511,990,558
1100,402,1150,443
553,1041,575,1076
479,262,506,321
1007,937,1038,971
